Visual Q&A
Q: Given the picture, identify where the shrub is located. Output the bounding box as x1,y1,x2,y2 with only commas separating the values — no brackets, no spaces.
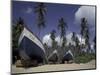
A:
74,53,96,63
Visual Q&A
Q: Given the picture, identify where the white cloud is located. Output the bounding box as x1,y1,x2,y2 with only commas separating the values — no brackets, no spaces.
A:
76,34,85,45
66,33,75,46
75,6,96,41
26,7,33,14
42,32,85,47
75,6,95,26
66,33,85,45
55,36,62,46
42,34,52,47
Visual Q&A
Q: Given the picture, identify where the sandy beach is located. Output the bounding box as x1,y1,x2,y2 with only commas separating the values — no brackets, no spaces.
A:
12,60,96,74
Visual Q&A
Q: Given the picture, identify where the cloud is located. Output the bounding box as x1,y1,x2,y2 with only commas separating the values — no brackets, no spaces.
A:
76,34,85,45
75,6,95,26
66,33,76,46
42,34,52,47
26,7,33,14
66,33,85,45
55,36,63,46
75,6,96,41
42,32,85,47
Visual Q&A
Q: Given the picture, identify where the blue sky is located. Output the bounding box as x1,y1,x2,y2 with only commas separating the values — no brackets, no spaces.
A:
12,1,96,42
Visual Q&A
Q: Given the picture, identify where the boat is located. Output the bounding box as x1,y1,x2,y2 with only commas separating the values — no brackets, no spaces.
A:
18,27,47,67
62,50,73,64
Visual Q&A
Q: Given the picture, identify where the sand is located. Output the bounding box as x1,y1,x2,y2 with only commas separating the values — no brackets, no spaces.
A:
12,60,96,74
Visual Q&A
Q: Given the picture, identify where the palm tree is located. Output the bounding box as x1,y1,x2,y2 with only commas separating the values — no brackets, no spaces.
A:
58,17,68,48
12,17,24,64
72,32,79,47
50,30,57,49
80,18,86,42
34,3,46,36
62,36,67,48
85,28,90,53
12,17,24,49
80,17,90,53
71,32,80,56
71,32,76,43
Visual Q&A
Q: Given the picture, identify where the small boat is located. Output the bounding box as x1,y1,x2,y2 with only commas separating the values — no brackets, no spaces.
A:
62,50,73,64
48,50,59,64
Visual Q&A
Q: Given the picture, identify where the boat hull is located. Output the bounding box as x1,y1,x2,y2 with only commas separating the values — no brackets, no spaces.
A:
19,36,45,63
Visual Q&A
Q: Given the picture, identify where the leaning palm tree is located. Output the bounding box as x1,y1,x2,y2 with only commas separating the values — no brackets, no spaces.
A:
58,17,68,48
34,3,46,36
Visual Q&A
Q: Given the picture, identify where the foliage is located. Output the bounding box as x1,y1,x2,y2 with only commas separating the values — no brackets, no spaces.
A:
80,18,87,38
58,17,68,48
71,32,80,56
12,17,24,64
75,53,96,63
80,17,90,53
12,17,24,49
58,18,67,38
34,3,46,36
71,32,80,47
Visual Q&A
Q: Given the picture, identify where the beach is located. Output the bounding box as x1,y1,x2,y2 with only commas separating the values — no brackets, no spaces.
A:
12,60,96,74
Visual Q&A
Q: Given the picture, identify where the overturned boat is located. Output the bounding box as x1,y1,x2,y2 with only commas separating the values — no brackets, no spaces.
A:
62,50,74,64
18,27,47,67
48,50,59,64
